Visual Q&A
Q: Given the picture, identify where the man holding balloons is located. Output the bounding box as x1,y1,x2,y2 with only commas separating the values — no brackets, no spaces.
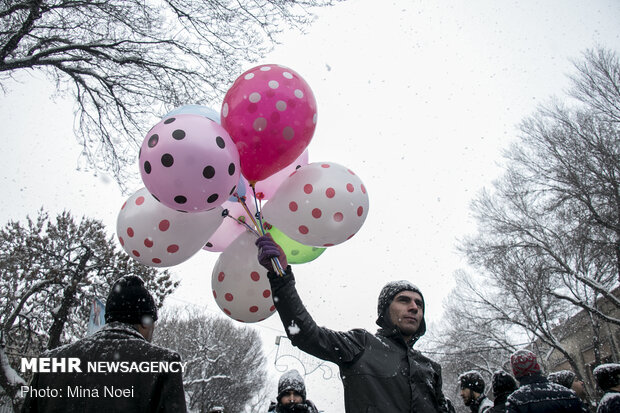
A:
256,236,449,413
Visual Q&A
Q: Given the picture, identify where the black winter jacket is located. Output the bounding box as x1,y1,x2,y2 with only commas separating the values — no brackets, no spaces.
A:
269,270,448,413
488,391,512,413
21,322,187,413
506,373,584,413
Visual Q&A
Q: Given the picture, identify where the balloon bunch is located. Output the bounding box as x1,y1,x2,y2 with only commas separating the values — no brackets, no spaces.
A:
116,64,369,324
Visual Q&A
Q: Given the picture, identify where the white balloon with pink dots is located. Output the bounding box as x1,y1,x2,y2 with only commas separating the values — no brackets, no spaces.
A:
262,162,369,247
211,231,275,323
117,187,224,267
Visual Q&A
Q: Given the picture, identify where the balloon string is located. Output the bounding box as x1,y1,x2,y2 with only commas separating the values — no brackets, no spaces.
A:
223,214,260,237
234,194,261,234
250,183,266,236
249,183,284,277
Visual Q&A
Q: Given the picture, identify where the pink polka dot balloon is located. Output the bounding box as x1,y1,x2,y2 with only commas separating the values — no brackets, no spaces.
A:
139,114,240,212
212,231,275,323
117,188,224,267
262,162,369,247
202,197,256,252
221,64,317,182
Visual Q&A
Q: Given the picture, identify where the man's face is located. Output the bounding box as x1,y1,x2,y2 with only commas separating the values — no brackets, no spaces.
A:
571,378,586,398
460,387,474,406
137,320,155,342
388,290,424,340
280,390,303,405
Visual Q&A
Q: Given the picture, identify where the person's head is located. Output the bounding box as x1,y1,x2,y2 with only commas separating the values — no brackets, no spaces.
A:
491,370,517,398
510,349,542,381
376,280,425,342
277,370,306,407
548,370,585,398
593,363,620,392
458,371,485,406
104,275,158,342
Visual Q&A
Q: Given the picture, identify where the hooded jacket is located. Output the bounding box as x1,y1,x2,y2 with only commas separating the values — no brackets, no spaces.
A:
269,270,447,413
21,322,187,413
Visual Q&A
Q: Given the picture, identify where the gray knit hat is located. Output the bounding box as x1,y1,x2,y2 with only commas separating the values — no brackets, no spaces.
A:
277,369,306,402
375,280,426,337
548,370,576,389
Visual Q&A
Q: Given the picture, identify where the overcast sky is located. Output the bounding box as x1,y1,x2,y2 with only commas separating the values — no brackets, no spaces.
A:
1,0,620,411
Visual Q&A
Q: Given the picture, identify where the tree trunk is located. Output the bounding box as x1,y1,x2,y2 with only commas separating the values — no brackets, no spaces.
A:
47,248,92,350
0,345,26,413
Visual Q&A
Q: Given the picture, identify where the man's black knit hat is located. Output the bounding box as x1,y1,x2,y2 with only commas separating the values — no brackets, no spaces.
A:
492,370,518,396
105,275,158,324
459,370,485,394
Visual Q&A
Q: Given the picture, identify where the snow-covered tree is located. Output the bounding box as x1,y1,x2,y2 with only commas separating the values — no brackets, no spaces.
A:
432,48,619,406
154,307,268,413
0,0,340,190
461,45,619,349
0,209,178,411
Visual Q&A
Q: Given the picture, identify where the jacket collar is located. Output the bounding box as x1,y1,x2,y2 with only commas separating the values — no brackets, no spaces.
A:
517,373,546,386
376,327,422,348
95,321,146,341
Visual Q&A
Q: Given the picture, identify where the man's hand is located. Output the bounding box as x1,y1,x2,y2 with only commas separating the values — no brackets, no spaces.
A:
255,234,288,272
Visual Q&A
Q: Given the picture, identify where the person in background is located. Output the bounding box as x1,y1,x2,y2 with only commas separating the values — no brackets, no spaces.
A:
267,370,319,413
548,369,592,412
488,370,518,413
256,235,448,413
22,275,187,413
445,397,456,413
458,370,493,413
592,363,620,413
506,349,584,413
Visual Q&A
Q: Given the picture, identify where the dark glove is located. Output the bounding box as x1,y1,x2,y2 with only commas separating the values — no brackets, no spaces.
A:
282,403,309,413
255,234,288,272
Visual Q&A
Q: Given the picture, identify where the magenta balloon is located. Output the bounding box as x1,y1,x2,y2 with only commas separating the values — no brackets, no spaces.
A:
221,64,317,182
139,114,240,212
253,149,309,200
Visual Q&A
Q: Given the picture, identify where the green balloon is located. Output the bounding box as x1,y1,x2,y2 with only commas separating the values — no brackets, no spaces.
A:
266,225,326,264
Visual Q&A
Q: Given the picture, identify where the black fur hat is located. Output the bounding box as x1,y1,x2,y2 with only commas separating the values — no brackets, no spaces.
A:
594,363,620,392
